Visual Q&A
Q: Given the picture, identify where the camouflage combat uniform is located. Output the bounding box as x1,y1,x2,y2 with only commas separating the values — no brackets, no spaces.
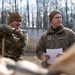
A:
0,25,28,61
36,25,75,68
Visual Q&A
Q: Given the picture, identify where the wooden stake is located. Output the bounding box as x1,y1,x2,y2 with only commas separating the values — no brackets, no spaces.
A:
2,37,5,57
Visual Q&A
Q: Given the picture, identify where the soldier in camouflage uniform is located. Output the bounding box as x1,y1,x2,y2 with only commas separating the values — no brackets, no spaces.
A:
35,10,75,68
0,12,28,61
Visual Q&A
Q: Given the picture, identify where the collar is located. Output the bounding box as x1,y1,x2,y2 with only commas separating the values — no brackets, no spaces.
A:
47,24,65,34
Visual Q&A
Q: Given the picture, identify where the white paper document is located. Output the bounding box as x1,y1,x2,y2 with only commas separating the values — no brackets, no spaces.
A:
46,48,63,64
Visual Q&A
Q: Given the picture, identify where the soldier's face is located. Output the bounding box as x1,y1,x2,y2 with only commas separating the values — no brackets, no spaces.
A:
10,20,21,29
51,14,62,28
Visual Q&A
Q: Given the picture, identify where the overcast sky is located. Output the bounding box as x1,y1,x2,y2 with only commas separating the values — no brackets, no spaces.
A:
0,0,36,9
0,0,75,12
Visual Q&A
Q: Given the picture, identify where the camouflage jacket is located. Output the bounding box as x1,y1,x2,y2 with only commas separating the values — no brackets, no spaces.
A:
36,25,75,68
36,25,75,58
0,25,28,61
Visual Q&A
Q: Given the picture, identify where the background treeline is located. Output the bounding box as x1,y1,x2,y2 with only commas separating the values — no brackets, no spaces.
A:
1,0,75,30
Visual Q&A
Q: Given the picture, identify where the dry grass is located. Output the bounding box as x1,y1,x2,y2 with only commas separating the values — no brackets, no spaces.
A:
23,52,42,67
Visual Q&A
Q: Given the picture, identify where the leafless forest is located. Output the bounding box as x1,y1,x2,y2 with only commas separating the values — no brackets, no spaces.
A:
1,0,75,29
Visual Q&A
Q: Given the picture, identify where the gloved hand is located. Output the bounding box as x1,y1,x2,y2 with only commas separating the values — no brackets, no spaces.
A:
13,29,25,41
13,28,21,35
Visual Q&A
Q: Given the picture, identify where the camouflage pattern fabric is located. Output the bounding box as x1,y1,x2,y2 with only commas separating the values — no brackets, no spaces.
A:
0,25,27,61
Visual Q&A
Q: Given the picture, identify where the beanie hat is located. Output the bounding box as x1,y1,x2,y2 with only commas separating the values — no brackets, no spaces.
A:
49,10,62,22
8,12,21,24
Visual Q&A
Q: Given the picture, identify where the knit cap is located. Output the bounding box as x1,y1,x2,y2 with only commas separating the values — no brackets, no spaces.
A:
8,12,21,24
49,10,62,22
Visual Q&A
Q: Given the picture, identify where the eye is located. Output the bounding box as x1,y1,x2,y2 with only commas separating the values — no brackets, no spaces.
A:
16,20,21,22
55,16,62,19
59,16,62,18
55,17,59,19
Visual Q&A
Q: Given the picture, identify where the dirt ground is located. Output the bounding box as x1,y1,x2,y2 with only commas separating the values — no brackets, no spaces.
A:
14,52,43,75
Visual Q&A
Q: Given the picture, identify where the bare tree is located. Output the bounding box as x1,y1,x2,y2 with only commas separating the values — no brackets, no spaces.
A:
65,0,68,25
31,5,34,28
27,0,30,27
2,0,4,24
36,0,43,28
43,0,50,29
